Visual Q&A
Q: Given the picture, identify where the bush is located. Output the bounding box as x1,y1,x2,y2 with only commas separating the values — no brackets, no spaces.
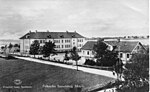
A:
96,58,118,67
84,59,96,66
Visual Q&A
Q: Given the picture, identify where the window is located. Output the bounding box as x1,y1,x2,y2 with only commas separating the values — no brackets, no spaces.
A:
43,40,45,43
65,45,70,48
54,40,56,43
25,46,29,49
56,45,57,48
62,40,63,43
78,39,80,42
78,44,82,47
34,40,39,43
40,40,42,43
65,40,70,43
62,45,63,48
120,53,123,58
56,45,60,48
87,51,89,55
54,40,60,43
127,54,130,58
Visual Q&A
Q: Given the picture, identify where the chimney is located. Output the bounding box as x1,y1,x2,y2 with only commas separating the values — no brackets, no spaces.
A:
66,30,68,33
35,30,37,33
74,31,76,33
29,30,31,33
47,30,49,32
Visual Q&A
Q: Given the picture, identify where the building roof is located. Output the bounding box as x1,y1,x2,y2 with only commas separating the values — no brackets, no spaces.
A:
81,41,140,53
104,41,140,53
20,31,85,39
81,41,97,50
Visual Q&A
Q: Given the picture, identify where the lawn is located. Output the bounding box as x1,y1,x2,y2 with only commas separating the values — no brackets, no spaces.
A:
0,57,115,92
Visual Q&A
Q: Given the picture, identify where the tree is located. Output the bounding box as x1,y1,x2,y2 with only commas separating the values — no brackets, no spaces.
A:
29,40,40,57
13,44,20,52
14,44,20,48
70,47,81,70
8,43,13,53
93,40,118,66
114,58,124,80
42,41,56,59
1,46,5,50
64,51,70,62
116,53,149,92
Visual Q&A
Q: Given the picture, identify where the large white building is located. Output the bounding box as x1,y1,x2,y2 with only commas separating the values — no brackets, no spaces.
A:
20,31,85,54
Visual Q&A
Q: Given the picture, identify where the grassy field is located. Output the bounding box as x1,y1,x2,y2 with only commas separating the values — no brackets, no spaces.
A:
0,57,115,92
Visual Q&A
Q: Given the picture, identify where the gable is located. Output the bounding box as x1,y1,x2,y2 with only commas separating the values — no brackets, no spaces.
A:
132,42,147,54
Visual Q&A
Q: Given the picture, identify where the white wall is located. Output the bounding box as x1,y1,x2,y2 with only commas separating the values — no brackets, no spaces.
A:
81,50,94,58
119,52,132,64
20,38,85,53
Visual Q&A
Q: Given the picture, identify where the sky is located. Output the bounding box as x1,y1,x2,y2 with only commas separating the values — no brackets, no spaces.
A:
0,0,148,39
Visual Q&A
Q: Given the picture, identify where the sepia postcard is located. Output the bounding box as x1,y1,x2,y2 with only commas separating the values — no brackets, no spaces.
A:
0,0,149,92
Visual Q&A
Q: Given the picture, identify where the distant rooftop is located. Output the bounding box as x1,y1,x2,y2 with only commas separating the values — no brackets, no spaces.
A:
20,31,85,39
104,41,140,52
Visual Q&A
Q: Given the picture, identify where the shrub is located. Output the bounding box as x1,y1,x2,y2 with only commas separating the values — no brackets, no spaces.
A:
95,58,118,67
84,59,96,66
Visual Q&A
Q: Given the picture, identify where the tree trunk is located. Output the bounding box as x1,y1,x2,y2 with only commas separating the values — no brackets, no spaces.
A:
76,60,78,70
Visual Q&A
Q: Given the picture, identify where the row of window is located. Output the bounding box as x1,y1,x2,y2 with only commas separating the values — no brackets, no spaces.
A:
54,40,60,43
55,45,71,48
33,40,46,44
78,39,83,42
65,45,71,48
65,40,71,43
54,39,71,43
120,53,130,58
32,39,84,44
54,39,84,43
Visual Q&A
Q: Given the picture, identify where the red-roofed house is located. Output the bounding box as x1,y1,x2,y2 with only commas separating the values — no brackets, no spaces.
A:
20,31,85,54
81,41,146,64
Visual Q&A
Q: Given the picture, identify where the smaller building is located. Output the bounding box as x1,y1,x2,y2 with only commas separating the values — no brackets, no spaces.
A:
81,41,96,59
104,41,146,64
81,41,146,64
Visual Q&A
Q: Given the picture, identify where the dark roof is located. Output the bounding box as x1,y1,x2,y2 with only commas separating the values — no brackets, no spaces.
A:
20,31,85,39
104,41,139,52
81,41,97,50
81,41,140,53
